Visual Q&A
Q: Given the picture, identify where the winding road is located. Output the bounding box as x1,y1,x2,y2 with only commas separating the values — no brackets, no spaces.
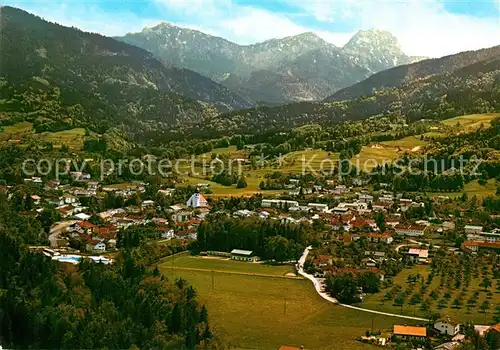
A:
297,246,429,322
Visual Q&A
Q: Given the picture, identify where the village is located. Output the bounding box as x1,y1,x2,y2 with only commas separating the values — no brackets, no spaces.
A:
4,170,500,349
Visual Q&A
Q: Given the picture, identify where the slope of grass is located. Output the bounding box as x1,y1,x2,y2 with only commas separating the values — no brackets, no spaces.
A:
158,257,419,350
442,113,499,132
427,179,498,199
40,128,86,150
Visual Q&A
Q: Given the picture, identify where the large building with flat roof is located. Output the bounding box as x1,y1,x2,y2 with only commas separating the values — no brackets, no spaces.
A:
231,249,259,262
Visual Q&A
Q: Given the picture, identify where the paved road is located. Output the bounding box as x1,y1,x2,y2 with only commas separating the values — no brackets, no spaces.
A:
297,246,430,322
395,239,442,252
48,221,76,248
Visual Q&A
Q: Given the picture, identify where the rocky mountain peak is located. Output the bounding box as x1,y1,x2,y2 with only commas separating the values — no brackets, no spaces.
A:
344,28,403,54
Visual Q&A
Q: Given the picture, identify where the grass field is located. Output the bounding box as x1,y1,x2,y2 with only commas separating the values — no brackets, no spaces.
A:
39,128,86,150
1,121,34,135
0,122,86,150
178,149,340,197
441,113,499,132
162,253,296,276
427,179,498,199
379,135,429,151
352,146,400,171
158,255,420,350
198,146,249,161
361,263,500,325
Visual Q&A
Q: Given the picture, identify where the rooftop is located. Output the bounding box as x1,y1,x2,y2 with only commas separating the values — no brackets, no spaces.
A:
393,325,427,337
231,249,253,256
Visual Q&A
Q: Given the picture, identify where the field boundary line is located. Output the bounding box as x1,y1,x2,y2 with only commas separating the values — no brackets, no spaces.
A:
163,266,304,280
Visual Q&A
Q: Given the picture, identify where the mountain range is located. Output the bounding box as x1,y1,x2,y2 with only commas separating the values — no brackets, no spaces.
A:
1,6,499,144
117,25,424,104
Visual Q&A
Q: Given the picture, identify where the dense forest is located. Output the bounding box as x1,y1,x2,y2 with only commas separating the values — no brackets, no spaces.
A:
194,215,317,262
0,191,213,349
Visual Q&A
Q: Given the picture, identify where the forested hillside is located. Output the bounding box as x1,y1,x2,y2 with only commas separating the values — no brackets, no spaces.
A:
193,49,500,137
0,191,213,349
0,6,251,136
328,45,500,101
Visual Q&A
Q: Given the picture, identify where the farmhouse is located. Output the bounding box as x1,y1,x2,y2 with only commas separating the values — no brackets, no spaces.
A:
395,224,426,236
368,232,394,244
393,325,427,339
434,318,460,336
407,248,429,263
230,249,259,262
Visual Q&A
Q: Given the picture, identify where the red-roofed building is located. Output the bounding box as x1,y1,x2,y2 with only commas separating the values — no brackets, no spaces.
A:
368,232,394,244
462,241,500,253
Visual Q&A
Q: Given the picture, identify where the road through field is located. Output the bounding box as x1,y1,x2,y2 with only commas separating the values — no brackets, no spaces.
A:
298,246,430,322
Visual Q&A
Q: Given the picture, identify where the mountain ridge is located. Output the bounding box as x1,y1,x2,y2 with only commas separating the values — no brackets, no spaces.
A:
116,24,427,104
327,44,500,102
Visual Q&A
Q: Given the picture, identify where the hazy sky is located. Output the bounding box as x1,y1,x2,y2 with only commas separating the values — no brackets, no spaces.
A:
5,0,500,57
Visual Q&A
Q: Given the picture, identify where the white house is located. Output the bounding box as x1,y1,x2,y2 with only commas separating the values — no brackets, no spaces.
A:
161,228,175,240
333,206,350,215
434,318,461,336
395,224,426,236
259,211,270,219
172,211,193,223
141,200,155,208
74,213,91,221
368,232,394,244
261,199,299,208
465,225,483,235
186,193,208,208
234,209,254,218
63,194,78,205
280,216,298,224
158,188,175,196
359,194,373,203
87,241,106,253
307,203,329,212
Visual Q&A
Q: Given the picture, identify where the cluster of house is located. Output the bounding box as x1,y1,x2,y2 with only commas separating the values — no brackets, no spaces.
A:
382,318,500,349
461,225,500,252
63,192,211,252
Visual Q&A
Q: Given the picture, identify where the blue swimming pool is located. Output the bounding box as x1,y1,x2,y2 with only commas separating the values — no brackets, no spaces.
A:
52,255,82,264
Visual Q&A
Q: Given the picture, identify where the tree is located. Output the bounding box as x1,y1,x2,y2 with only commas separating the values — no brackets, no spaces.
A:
265,235,290,263
325,273,360,304
358,272,381,293
374,211,386,232
236,175,248,189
